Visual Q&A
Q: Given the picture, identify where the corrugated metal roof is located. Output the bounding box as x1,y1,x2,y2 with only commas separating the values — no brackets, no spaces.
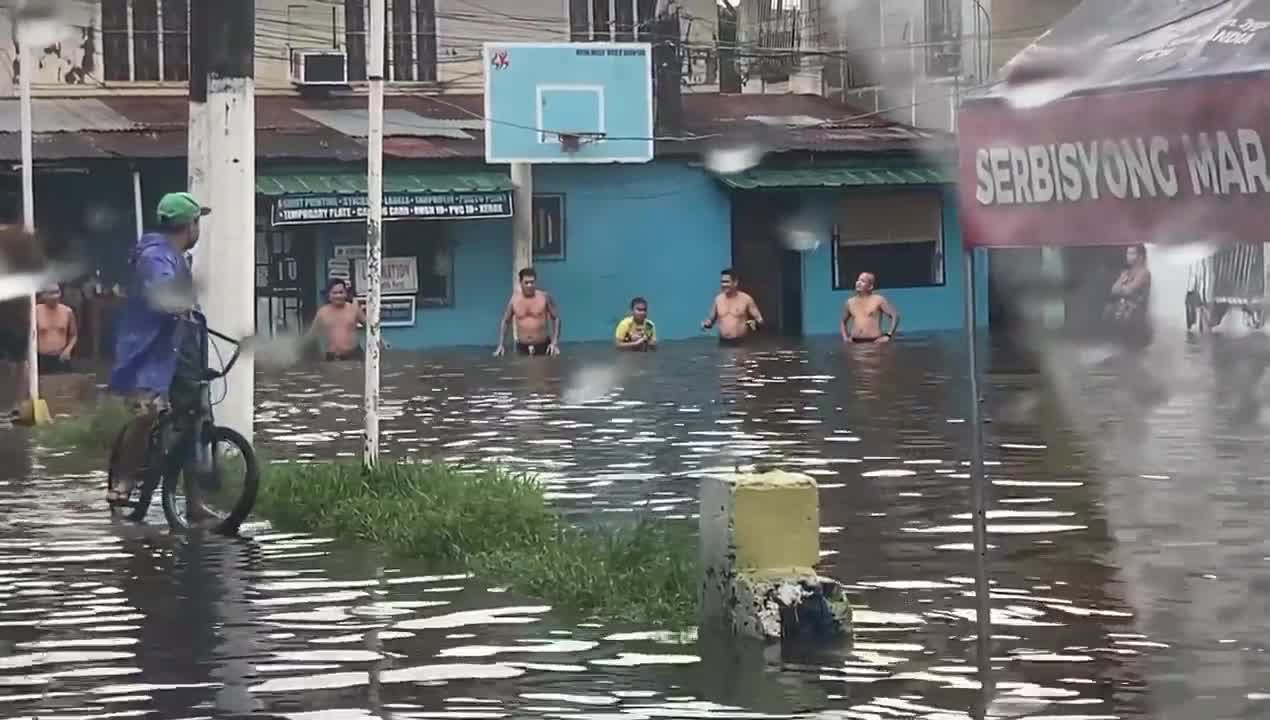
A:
0,99,136,133
0,92,946,162
295,108,476,139
717,166,951,190
255,169,513,196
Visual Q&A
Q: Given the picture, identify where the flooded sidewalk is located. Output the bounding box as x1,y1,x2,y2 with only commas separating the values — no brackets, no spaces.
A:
1,334,1267,718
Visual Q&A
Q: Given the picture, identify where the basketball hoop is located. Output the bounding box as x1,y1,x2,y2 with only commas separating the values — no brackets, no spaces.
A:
557,132,607,155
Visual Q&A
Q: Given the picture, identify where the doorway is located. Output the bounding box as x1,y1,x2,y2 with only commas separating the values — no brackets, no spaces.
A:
254,209,317,336
731,192,804,336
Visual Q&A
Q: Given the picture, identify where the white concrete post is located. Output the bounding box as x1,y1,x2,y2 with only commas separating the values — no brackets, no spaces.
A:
364,0,386,469
188,0,210,285
131,170,144,239
700,470,852,645
204,0,255,442
18,37,40,415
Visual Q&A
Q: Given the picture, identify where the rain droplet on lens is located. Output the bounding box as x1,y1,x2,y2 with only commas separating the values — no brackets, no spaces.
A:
563,365,619,405
999,49,1085,110
245,332,309,371
778,218,821,253
146,277,197,314
704,143,766,175
15,0,74,47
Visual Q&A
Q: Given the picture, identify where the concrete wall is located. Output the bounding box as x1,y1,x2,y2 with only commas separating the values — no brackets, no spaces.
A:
0,0,720,97
797,185,988,334
312,161,733,349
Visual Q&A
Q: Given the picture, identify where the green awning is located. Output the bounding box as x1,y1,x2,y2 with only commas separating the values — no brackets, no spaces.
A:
717,167,951,190
255,170,513,196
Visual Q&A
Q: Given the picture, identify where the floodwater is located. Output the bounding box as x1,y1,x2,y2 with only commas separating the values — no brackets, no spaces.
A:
2,333,1268,719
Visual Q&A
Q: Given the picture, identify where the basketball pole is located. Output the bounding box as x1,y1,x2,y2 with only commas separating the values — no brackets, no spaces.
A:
363,0,386,470
511,163,533,288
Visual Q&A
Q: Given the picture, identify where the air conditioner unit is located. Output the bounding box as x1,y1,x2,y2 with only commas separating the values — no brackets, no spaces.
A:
291,48,349,86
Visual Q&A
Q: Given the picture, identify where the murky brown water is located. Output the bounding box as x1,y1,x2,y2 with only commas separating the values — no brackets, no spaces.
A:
2,334,1268,719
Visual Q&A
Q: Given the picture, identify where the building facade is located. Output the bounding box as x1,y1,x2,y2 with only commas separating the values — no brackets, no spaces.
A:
0,2,986,352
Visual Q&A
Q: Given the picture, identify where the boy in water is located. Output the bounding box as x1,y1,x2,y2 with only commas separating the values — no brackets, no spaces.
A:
615,296,656,351
308,278,367,361
36,283,77,373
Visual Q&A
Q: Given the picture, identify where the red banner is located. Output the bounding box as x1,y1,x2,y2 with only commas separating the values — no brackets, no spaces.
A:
957,75,1270,249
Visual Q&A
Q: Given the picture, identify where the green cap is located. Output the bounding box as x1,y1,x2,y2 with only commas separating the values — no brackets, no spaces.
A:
156,192,211,226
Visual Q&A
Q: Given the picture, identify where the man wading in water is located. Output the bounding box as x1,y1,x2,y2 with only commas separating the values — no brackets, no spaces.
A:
702,268,763,345
307,278,367,361
494,267,561,356
842,272,899,343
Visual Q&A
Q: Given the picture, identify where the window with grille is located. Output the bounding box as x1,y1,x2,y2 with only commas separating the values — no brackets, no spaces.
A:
832,189,945,290
924,0,962,77
344,0,437,82
569,0,657,41
101,0,189,82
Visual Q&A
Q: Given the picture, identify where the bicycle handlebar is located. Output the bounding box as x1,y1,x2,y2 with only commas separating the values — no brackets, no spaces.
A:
203,326,243,381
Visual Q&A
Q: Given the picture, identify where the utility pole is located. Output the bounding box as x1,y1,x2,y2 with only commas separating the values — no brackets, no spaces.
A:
204,0,256,443
189,0,210,273
364,0,385,469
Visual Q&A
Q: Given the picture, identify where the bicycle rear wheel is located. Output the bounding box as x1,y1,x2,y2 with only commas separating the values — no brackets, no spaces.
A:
106,417,161,522
161,425,259,536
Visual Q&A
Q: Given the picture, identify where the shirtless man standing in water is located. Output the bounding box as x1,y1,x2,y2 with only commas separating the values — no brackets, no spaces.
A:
842,272,899,343
308,278,367,361
35,284,77,373
702,268,763,345
495,267,561,356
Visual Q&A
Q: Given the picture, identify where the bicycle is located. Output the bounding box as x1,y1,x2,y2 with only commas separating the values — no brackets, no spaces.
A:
105,312,259,536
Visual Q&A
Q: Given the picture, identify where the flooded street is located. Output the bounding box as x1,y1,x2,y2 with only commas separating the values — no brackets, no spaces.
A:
2,334,1268,719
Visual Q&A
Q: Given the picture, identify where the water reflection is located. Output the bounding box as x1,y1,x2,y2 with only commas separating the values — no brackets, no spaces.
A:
1,334,1267,718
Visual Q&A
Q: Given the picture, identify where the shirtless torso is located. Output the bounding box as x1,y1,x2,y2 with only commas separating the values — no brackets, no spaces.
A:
705,291,762,341
312,302,365,357
497,287,560,356
36,303,75,357
843,293,898,343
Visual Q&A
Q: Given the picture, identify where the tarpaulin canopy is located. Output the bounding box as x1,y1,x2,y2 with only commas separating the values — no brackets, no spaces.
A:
958,0,1270,248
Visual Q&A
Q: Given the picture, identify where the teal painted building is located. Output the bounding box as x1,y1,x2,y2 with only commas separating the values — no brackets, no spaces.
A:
7,93,986,353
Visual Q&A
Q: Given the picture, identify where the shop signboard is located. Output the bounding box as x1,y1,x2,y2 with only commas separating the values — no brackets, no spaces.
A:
271,191,513,226
355,294,416,327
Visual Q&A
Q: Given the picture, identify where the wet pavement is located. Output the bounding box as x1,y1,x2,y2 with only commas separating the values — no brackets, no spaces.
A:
2,334,1268,719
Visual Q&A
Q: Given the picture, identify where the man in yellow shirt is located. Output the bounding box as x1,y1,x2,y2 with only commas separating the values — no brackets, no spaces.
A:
614,297,656,352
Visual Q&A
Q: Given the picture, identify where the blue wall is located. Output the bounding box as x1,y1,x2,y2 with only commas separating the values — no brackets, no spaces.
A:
316,161,733,348
798,185,988,336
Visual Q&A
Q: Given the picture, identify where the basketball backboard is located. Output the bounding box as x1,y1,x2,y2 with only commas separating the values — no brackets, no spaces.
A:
484,42,654,164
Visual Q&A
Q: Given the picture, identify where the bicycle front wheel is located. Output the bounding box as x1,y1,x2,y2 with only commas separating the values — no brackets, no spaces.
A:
161,425,259,536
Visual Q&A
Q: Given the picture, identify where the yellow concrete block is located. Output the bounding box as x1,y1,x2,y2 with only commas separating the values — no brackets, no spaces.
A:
14,397,52,426
730,471,819,571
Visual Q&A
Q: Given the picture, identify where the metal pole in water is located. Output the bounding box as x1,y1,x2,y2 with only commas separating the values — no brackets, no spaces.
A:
363,0,386,469
963,250,994,702
19,36,38,409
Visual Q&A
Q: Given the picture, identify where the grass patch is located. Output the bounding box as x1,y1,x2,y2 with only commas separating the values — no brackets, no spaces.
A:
33,396,132,453
256,461,699,627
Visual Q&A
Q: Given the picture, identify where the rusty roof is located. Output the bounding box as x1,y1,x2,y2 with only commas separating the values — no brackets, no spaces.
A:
0,92,945,163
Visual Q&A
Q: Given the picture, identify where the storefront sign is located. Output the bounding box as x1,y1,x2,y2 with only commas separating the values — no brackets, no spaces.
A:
354,256,418,295
355,294,416,327
271,191,512,226
959,75,1270,249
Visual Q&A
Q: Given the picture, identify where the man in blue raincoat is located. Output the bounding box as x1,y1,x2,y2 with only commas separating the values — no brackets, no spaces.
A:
107,192,210,502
